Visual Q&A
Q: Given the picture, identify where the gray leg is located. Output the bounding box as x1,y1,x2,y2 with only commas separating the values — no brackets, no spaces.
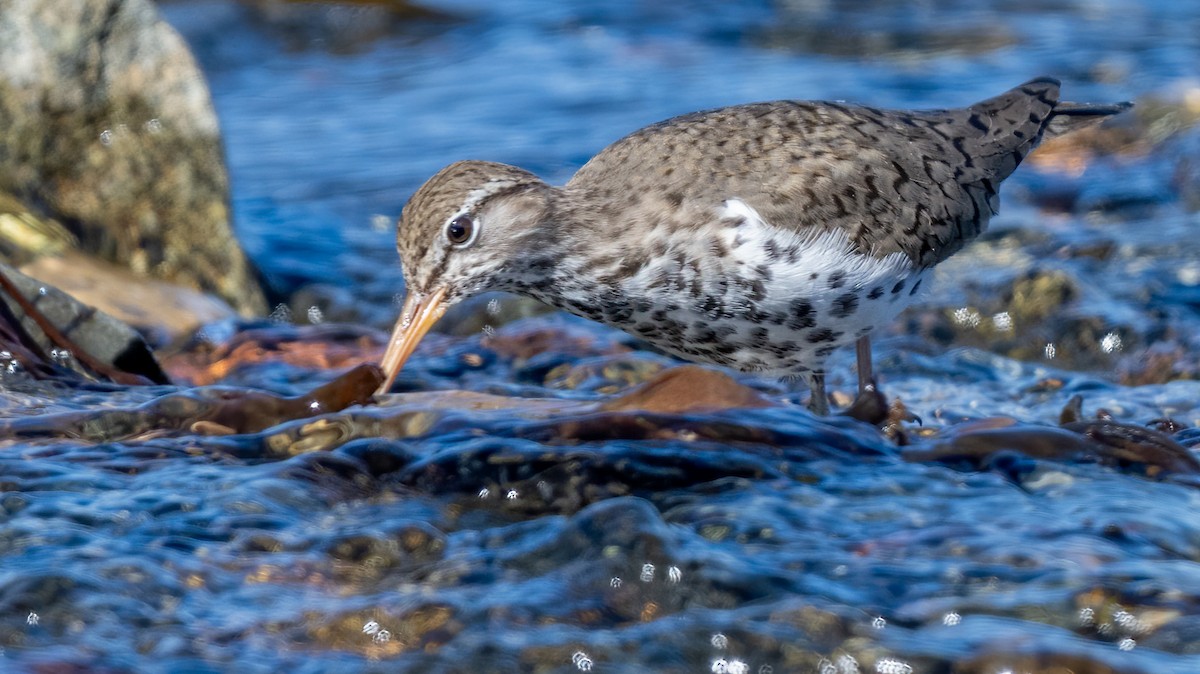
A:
806,371,829,416
855,336,874,396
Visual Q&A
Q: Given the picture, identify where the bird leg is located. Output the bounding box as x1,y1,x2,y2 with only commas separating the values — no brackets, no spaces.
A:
806,371,830,416
841,335,892,425
855,335,873,395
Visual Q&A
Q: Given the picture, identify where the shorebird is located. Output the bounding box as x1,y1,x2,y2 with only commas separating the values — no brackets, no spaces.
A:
375,77,1129,414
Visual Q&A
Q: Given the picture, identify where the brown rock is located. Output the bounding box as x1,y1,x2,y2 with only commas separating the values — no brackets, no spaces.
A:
599,365,775,414
20,250,237,345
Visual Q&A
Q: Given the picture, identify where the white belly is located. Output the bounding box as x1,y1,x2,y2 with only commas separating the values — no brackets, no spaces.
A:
610,199,924,375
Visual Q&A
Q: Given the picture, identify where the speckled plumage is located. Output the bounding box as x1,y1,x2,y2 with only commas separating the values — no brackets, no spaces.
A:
381,77,1130,412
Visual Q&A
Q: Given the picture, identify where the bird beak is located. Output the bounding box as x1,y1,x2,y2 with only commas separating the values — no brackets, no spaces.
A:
375,287,449,395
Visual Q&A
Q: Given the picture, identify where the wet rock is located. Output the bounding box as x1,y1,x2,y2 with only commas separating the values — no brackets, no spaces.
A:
599,366,774,414
0,0,266,315
161,322,385,386
905,412,1200,479
0,261,168,384
20,251,238,345
323,522,446,581
242,0,456,53
0,362,382,442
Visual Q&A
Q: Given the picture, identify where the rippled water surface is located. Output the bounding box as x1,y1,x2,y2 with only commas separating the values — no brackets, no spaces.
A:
4,0,1200,671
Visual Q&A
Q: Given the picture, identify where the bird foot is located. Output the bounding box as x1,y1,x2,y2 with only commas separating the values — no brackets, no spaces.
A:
839,380,888,425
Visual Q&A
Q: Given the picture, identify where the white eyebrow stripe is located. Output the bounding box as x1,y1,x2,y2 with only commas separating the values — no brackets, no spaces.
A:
455,178,524,218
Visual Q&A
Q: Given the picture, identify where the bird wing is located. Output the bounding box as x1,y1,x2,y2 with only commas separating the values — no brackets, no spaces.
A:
568,78,1063,268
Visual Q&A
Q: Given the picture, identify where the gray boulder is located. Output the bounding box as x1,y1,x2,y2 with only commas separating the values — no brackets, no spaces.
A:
0,0,266,315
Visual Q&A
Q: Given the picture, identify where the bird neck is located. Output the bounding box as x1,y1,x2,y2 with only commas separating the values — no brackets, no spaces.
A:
492,186,614,306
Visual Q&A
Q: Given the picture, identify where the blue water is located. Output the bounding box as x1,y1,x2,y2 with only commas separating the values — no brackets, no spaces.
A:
3,0,1200,671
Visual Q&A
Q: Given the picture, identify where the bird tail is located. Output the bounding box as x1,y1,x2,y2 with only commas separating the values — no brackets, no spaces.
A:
1043,100,1133,140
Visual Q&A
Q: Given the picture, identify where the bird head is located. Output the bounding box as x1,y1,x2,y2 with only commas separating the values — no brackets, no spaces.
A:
376,160,553,394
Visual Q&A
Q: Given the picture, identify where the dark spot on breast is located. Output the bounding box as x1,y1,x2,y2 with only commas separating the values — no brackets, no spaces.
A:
806,328,841,343
891,280,906,295
830,292,860,318
909,278,923,296
815,345,836,358
764,239,781,261
867,286,885,300
788,299,815,330
828,271,847,289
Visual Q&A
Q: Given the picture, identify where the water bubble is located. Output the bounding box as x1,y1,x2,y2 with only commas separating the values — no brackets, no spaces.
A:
26,612,39,626
953,307,981,328
1118,637,1135,651
269,303,292,324
871,616,887,629
640,563,655,582
836,654,860,673
667,565,682,583
1113,609,1147,634
371,214,392,233
817,659,836,674
875,658,912,674
37,286,47,296
610,576,622,588
1078,607,1095,626
536,480,552,499
942,611,961,626
482,324,496,337
727,660,749,674
144,118,162,133
759,666,774,674
505,489,518,500
372,629,391,644
1100,332,1122,353
307,305,324,324
362,620,380,635
308,401,321,412
487,297,501,315
572,651,594,671
1043,342,1057,360
477,487,490,499
992,311,1013,332
712,658,729,674
710,633,728,649
393,293,406,307
99,129,113,146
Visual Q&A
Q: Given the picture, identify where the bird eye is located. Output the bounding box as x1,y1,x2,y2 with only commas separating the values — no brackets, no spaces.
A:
446,215,475,246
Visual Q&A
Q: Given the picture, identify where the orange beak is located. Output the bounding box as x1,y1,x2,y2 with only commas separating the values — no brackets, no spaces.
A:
375,287,449,395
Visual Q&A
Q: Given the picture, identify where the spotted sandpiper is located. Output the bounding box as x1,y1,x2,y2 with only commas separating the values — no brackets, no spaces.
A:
376,78,1130,414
